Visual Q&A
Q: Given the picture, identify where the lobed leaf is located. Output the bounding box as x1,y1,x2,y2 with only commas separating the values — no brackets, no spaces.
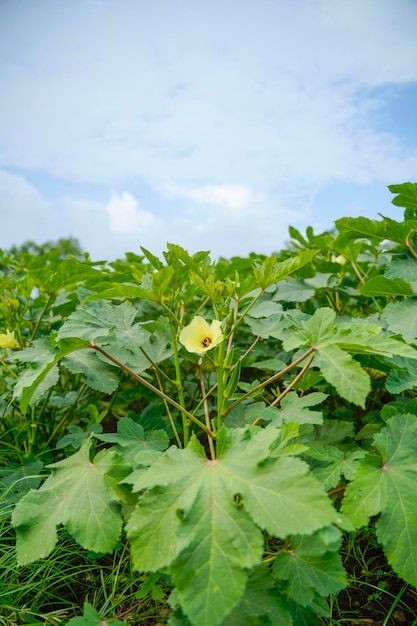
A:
273,532,346,605
125,428,336,626
342,414,417,586
12,439,130,565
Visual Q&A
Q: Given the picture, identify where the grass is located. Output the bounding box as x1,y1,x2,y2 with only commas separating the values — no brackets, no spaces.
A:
325,527,417,626
0,520,171,625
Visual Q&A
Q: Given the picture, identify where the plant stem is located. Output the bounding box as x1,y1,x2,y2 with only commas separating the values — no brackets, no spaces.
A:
168,322,189,446
215,340,227,430
0,356,18,378
153,368,183,448
270,352,315,406
198,362,216,460
224,347,315,416
350,260,365,285
31,293,53,341
228,289,264,337
405,230,417,261
90,342,213,437
44,384,87,448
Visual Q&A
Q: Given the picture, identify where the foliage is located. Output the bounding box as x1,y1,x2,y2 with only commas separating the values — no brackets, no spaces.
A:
2,183,417,624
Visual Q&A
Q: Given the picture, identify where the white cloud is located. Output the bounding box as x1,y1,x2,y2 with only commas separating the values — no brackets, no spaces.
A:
0,0,416,192
164,183,263,211
0,0,416,259
105,192,158,233
0,170,61,248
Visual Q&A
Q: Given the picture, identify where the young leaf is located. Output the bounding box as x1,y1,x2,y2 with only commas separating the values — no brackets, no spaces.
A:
96,417,169,468
12,439,130,565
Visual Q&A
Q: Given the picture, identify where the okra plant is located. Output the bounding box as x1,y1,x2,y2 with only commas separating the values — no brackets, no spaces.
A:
2,182,417,625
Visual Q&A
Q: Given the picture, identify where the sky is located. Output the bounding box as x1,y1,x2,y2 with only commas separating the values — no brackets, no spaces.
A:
1,0,417,262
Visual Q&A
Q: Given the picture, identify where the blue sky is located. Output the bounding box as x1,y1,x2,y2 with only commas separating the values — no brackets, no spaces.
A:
1,0,417,261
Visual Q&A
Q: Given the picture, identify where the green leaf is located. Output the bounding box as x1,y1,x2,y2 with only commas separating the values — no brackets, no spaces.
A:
141,246,165,270
307,447,366,490
386,359,417,393
97,417,169,467
336,216,412,245
359,275,413,297
126,428,337,626
66,602,126,626
12,439,130,565
271,250,319,285
152,266,175,301
0,460,43,515
385,255,417,284
273,278,315,303
273,531,346,605
335,331,417,359
57,300,138,341
221,565,292,626
245,313,284,338
315,344,371,408
13,337,89,413
28,259,101,294
226,400,281,428
389,182,417,212
383,298,417,342
342,414,417,586
287,307,336,349
62,350,119,394
85,283,159,302
248,300,283,318
253,250,318,290
278,392,327,426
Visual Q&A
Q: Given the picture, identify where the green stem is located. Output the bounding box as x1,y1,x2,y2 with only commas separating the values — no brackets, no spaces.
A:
168,322,189,446
153,368,183,448
228,289,264,337
159,301,182,326
198,362,216,460
405,230,417,261
31,293,53,341
224,347,315,417
140,346,175,385
215,340,227,431
0,356,18,378
44,383,87,449
270,352,315,406
90,342,212,437
350,260,365,286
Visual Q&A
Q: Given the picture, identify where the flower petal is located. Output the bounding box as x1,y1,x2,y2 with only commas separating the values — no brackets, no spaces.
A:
179,316,224,355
